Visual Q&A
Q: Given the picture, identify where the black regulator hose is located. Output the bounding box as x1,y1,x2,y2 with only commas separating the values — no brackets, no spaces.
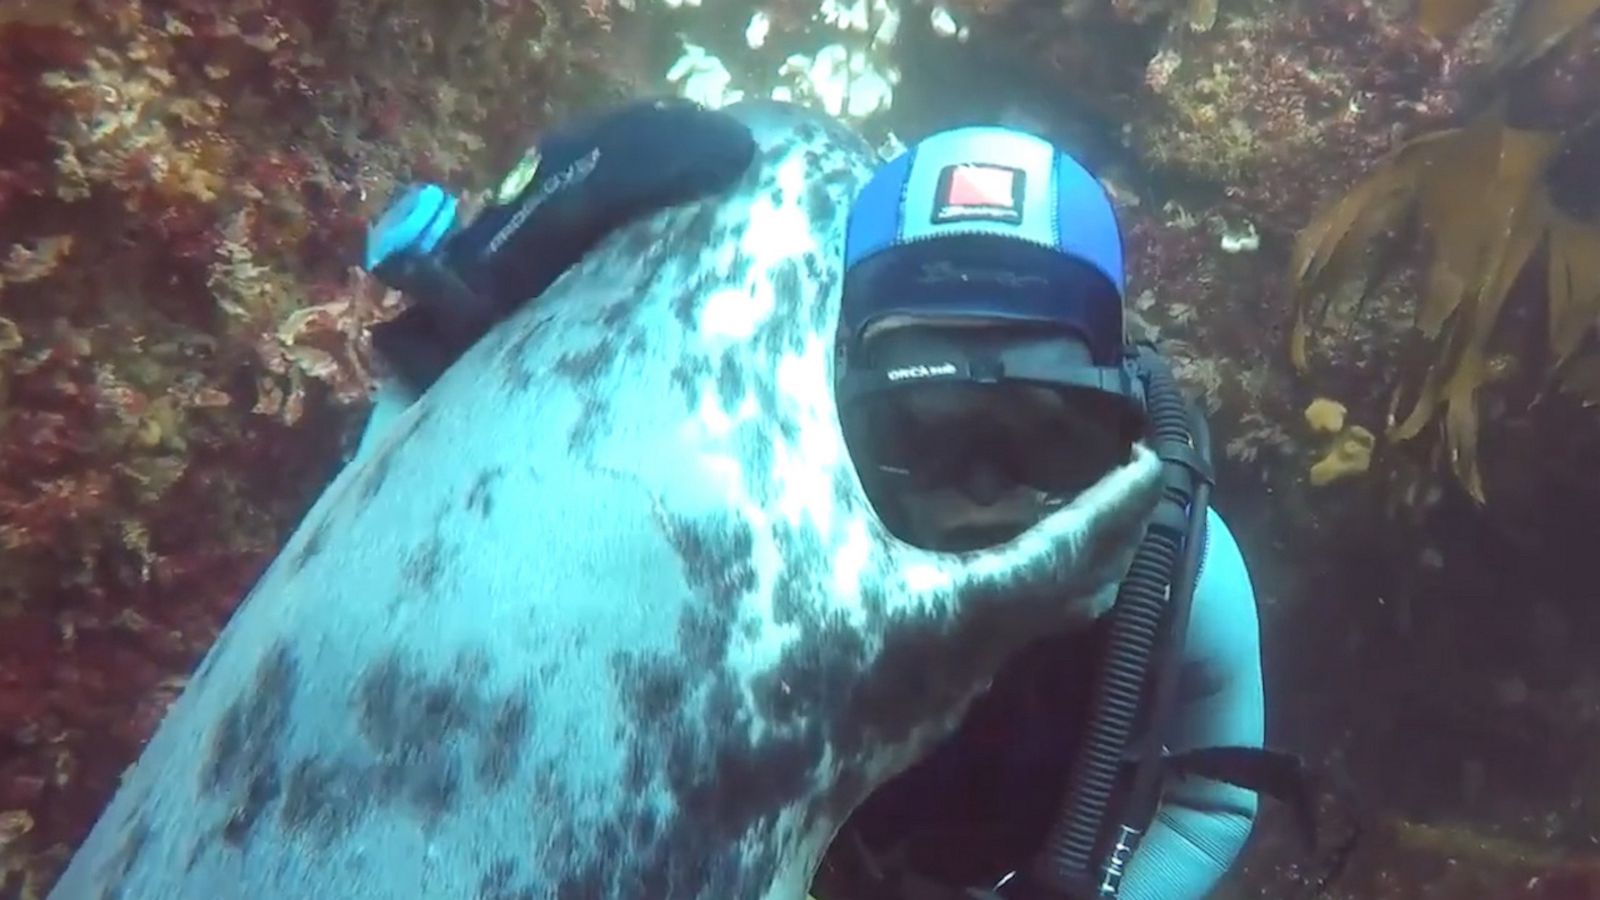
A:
1028,346,1213,899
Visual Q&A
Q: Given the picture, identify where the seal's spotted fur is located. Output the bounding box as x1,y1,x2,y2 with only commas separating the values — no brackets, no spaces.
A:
50,101,1163,900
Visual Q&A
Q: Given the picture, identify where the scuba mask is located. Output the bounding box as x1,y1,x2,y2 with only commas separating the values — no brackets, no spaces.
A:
836,325,1149,550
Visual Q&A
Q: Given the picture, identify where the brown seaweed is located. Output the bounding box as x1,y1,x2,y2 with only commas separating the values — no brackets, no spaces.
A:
1546,204,1600,368
1416,0,1496,38
1288,101,1600,503
1498,0,1600,71
1287,0,1600,504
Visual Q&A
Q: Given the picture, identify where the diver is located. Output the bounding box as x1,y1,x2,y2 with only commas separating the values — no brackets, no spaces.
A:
361,99,1308,900
813,125,1276,900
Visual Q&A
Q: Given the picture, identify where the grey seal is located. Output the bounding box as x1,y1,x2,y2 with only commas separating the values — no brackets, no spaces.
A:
47,101,1161,900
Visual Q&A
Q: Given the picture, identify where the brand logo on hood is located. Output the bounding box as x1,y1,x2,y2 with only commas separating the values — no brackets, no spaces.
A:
932,163,1026,226
886,362,959,382
916,260,1050,289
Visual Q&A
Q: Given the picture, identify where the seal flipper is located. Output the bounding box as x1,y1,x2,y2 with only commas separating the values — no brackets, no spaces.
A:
936,441,1167,620
842,444,1165,795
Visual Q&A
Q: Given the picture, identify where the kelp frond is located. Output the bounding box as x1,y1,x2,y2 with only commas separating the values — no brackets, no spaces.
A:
1546,206,1600,368
1548,209,1600,407
1498,0,1600,71
1289,101,1600,504
1186,0,1218,32
1414,0,1600,69
1287,132,1443,371
1390,122,1555,502
1408,116,1555,342
1416,0,1496,38
1288,1,1600,504
0,0,79,27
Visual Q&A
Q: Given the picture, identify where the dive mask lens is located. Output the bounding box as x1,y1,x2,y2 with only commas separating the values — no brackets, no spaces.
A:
1008,388,1135,498
860,381,1133,501
860,382,989,488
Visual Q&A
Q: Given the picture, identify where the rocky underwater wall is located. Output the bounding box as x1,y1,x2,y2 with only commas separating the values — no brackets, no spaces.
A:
0,0,631,893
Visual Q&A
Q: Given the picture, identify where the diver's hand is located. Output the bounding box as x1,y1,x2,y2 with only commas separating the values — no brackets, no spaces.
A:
449,95,758,307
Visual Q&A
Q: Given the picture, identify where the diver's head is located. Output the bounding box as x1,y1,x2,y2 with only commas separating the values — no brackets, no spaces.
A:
836,126,1145,552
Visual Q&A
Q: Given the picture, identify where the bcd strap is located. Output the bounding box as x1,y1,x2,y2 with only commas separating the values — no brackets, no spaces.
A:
1159,745,1366,897
1154,438,1213,488
1160,746,1320,851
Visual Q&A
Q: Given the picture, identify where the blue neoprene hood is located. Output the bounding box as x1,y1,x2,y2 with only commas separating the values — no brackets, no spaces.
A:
840,127,1126,365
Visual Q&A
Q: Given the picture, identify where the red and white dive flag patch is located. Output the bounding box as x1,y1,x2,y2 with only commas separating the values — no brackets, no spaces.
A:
932,163,1027,226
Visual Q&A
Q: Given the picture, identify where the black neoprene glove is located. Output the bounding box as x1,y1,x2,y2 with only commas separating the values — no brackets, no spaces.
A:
368,97,757,394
